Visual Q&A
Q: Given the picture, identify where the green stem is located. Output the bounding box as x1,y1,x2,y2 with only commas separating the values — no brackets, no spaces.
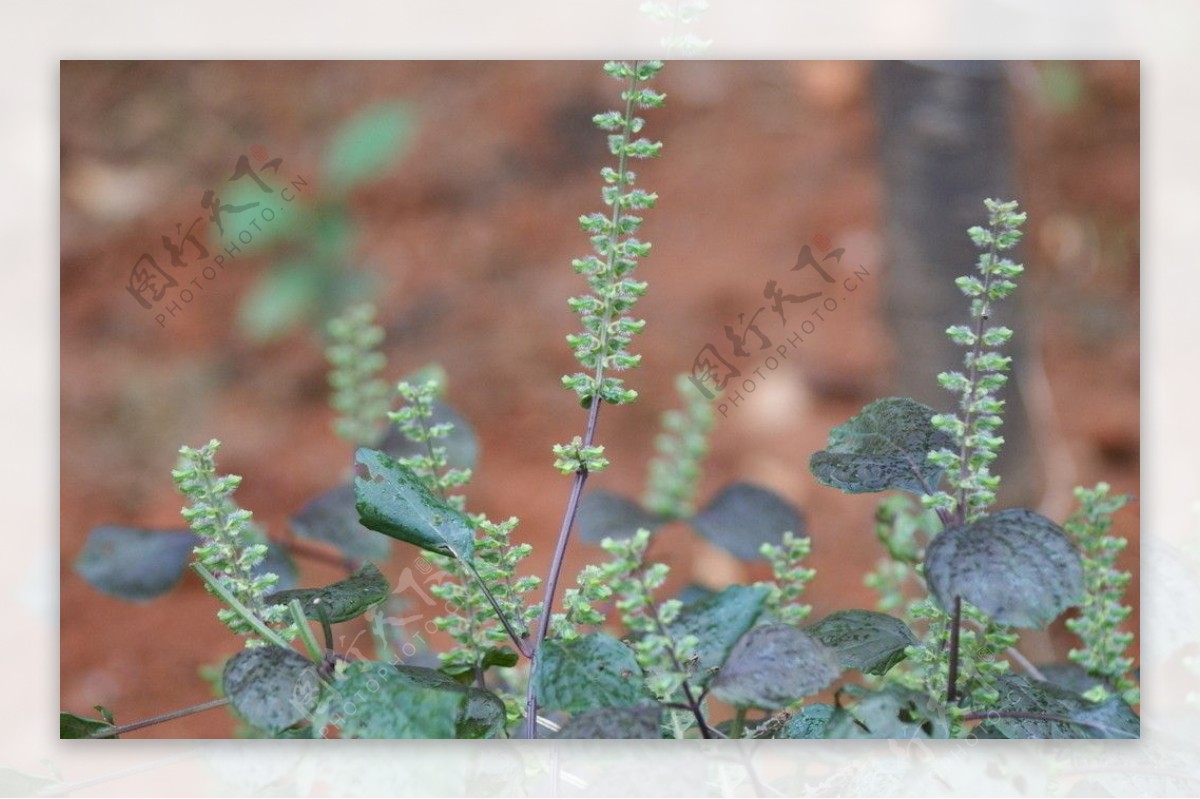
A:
730,707,747,740
191,563,290,649
289,599,324,662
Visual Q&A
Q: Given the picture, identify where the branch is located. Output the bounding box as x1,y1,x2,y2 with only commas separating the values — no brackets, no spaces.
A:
89,697,230,738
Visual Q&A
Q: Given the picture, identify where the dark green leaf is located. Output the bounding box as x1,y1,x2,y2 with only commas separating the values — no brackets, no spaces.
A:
823,686,950,739
326,102,416,190
265,563,390,624
976,675,1139,739
779,704,835,739
354,448,475,561
60,711,116,739
675,583,715,606
1038,663,1110,696
534,633,647,714
924,509,1084,628
577,490,662,544
291,484,391,562
554,705,663,739
691,483,804,561
710,624,840,709
75,526,196,602
808,397,955,495
668,584,770,688
223,646,321,735
806,610,918,676
315,663,505,739
380,401,479,473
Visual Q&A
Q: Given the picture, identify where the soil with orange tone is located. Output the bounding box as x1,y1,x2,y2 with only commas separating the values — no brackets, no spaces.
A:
60,61,1139,737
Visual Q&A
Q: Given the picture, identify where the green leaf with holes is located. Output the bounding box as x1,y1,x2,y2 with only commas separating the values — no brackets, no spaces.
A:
222,646,321,735
809,397,955,495
354,448,475,561
924,509,1084,628
264,562,390,624
534,633,647,714
710,624,840,709
806,610,918,676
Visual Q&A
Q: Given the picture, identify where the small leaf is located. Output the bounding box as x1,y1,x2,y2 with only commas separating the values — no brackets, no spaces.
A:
691,483,804,561
973,675,1138,739
554,705,662,739
779,704,834,739
315,663,504,739
291,483,391,562
806,610,918,676
809,397,955,495
265,563,390,624
535,633,648,714
380,401,479,473
75,526,196,602
223,646,321,735
577,490,662,544
924,509,1084,628
236,260,324,342
823,686,950,739
326,102,416,191
60,711,116,739
354,448,475,561
668,584,770,688
710,624,840,709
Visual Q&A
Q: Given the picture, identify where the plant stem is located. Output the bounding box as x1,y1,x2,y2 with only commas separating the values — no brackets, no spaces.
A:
730,706,747,739
289,599,324,663
191,563,290,649
947,594,962,704
89,697,230,738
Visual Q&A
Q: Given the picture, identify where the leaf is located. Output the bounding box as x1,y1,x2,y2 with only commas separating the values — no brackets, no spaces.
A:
779,704,835,739
974,675,1139,739
291,483,391,562
222,646,321,735
60,711,116,739
808,397,955,495
576,490,662,544
237,260,325,342
326,102,416,191
554,705,663,739
668,584,770,688
710,624,840,709
379,401,479,473
924,509,1084,628
823,686,951,739
806,610,918,676
75,526,196,602
354,448,475,561
265,563,390,624
1038,662,1110,696
691,483,804,561
315,663,505,739
534,633,647,714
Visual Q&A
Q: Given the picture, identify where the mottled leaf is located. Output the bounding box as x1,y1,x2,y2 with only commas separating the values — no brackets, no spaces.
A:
710,624,840,709
380,400,479,473
924,509,1084,628
75,526,196,602
691,483,804,561
315,662,504,739
265,563,390,624
59,711,116,739
779,704,834,739
823,686,951,739
577,490,662,544
806,610,918,676
326,102,415,190
554,705,662,739
354,448,475,561
291,483,391,562
223,646,321,735
668,584,770,688
809,397,954,494
974,675,1138,739
534,633,647,714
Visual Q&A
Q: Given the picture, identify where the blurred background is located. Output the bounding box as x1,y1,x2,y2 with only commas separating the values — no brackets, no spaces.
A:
60,61,1139,737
